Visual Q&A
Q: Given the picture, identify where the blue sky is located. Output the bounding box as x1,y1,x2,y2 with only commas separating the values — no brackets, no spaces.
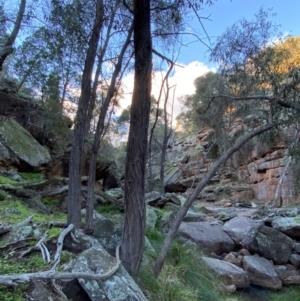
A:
178,0,300,66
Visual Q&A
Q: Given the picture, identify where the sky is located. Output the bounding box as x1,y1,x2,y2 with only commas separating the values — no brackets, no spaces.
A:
120,0,300,123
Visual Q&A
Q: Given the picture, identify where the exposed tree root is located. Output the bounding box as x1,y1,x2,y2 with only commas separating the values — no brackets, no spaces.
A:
0,244,121,286
0,215,33,235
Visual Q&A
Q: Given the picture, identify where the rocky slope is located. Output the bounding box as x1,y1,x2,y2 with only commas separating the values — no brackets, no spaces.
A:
164,125,299,206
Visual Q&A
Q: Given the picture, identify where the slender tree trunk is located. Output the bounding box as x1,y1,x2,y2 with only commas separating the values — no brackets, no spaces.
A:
67,0,104,227
85,24,133,233
0,0,26,70
148,64,173,179
160,71,174,184
153,122,275,276
121,0,152,275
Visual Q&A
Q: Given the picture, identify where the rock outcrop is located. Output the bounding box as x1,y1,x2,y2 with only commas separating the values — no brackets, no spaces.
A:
0,118,50,170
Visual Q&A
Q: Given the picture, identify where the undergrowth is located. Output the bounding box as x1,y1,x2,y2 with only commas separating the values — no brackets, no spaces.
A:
0,253,49,301
138,228,237,301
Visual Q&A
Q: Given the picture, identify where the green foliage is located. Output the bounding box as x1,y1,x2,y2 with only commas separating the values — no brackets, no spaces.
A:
140,229,230,301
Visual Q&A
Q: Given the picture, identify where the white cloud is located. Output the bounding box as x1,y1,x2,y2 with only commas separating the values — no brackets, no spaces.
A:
119,61,215,125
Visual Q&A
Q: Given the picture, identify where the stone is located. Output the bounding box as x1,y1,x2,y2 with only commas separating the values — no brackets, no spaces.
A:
294,242,300,253
243,255,282,289
183,210,206,222
63,247,148,301
271,216,300,239
274,265,300,285
223,216,263,245
178,221,235,255
242,225,293,264
146,205,157,230
289,253,300,268
203,257,250,288
28,280,54,301
81,209,122,256
164,166,185,193
0,119,50,170
213,208,237,222
224,252,238,265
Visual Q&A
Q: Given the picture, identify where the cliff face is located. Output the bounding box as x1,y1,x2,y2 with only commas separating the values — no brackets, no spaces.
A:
164,125,299,206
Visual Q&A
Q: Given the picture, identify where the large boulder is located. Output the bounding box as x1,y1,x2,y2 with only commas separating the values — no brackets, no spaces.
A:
223,216,263,245
178,221,235,255
64,247,148,301
203,257,250,288
0,92,45,137
0,118,50,170
243,255,282,289
271,216,300,239
242,225,294,264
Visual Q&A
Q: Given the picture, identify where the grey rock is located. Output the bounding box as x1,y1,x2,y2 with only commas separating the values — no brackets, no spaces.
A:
271,216,300,239
203,257,250,288
243,255,282,289
28,281,53,301
242,225,293,264
64,247,148,301
146,206,157,230
223,216,263,245
0,119,50,169
289,253,300,268
274,265,300,285
183,210,206,222
294,242,300,253
178,221,235,255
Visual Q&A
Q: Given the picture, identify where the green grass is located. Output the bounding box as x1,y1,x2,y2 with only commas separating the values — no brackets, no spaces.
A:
0,199,66,225
267,286,300,301
139,229,233,301
0,252,49,301
0,175,18,186
96,203,118,214
19,172,44,182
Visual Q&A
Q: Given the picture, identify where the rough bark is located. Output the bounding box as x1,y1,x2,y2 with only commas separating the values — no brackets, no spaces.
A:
0,0,26,70
153,122,275,276
85,23,133,233
121,0,152,275
67,0,104,227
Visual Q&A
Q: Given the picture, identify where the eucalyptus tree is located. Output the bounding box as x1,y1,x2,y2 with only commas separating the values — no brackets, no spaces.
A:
0,0,26,71
154,8,300,275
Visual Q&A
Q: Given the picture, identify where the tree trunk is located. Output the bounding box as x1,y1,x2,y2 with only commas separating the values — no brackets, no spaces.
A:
67,0,104,227
148,63,173,179
85,23,133,233
0,0,26,70
160,69,174,184
153,122,275,276
121,0,152,275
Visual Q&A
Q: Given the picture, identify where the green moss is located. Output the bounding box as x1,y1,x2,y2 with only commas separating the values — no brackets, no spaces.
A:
0,199,66,225
20,172,44,182
46,227,62,239
0,189,6,200
96,204,118,214
0,175,17,185
0,119,50,166
0,285,26,301
0,252,50,300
